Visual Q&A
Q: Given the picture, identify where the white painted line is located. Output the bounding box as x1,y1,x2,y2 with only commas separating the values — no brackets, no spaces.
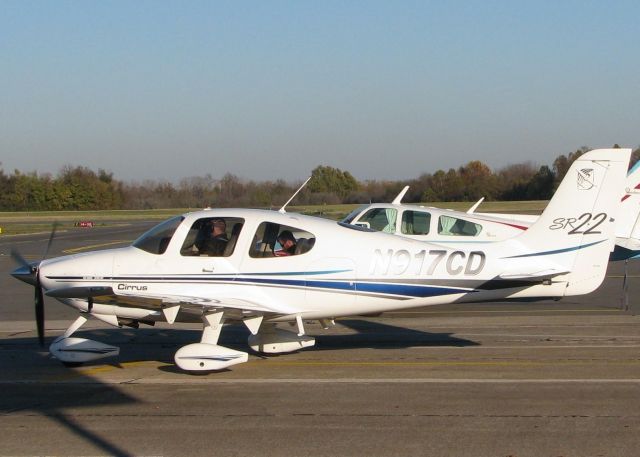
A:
407,345,640,349
2,378,640,385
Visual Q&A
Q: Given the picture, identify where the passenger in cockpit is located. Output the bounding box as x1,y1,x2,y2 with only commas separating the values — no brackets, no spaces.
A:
275,230,297,256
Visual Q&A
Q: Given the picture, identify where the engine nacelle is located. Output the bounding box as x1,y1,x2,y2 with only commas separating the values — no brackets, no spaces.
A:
50,337,120,363
174,343,248,371
248,328,315,354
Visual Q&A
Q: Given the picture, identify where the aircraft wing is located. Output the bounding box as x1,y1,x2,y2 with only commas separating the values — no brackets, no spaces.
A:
45,285,300,316
117,290,299,314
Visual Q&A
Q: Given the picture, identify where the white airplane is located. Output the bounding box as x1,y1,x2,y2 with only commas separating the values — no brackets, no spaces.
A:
10,148,630,372
343,149,640,260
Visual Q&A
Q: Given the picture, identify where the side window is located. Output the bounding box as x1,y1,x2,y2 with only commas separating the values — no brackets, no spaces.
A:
438,215,482,236
249,222,316,258
401,210,431,235
357,208,397,233
180,217,244,257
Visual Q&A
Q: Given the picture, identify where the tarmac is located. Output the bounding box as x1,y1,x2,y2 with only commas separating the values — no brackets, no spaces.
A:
1,220,640,456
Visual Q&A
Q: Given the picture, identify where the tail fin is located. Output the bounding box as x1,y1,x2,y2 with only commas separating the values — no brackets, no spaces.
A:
613,160,640,249
511,148,631,295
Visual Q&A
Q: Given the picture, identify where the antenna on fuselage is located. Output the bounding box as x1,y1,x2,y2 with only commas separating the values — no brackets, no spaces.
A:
467,197,485,214
279,176,312,214
391,186,409,205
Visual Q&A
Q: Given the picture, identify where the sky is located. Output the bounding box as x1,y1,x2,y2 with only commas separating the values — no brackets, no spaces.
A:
1,0,639,183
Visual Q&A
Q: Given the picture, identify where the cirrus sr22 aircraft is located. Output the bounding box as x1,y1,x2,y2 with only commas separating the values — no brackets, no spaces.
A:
10,148,631,372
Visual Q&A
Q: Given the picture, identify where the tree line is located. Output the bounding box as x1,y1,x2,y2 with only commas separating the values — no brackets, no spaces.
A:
1,145,638,211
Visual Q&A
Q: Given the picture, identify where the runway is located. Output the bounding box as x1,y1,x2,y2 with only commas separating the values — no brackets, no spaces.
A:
1,220,640,456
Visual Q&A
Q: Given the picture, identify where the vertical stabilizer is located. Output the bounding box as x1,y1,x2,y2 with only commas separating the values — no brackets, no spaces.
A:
509,148,631,295
615,161,640,240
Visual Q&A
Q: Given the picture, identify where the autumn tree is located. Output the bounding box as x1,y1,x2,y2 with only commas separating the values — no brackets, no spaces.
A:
552,147,588,189
308,165,359,200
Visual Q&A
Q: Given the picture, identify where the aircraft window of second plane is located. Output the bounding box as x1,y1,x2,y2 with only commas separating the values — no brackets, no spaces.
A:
249,222,316,258
180,217,245,257
356,208,397,233
438,215,482,236
401,210,431,235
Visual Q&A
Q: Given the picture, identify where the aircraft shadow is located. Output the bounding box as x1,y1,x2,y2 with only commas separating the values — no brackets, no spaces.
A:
0,336,139,457
70,318,479,360
3,318,479,369
315,318,479,350
1,316,475,455
68,320,479,365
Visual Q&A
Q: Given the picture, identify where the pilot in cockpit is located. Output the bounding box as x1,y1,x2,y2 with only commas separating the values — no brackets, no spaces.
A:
200,218,228,256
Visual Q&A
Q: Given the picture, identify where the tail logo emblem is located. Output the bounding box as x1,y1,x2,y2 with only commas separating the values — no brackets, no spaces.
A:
577,168,595,190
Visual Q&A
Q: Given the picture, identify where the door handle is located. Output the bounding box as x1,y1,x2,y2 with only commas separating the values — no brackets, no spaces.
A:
202,267,214,272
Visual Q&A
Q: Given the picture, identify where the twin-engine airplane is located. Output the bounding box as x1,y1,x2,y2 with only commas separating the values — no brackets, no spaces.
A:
11,149,631,372
343,149,640,260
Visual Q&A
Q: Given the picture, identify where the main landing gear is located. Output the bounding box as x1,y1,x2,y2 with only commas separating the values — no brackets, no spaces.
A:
174,311,316,371
50,310,318,372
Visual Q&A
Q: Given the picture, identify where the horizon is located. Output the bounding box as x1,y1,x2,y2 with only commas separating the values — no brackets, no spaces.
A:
1,144,613,185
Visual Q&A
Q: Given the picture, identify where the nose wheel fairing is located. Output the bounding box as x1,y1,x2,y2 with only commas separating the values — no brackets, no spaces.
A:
49,316,120,364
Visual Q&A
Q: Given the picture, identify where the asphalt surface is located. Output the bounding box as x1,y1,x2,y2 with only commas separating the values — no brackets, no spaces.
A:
1,220,640,457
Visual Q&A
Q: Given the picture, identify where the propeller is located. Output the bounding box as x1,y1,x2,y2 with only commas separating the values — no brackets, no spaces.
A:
35,268,44,346
10,222,60,346
42,221,59,261
10,248,31,270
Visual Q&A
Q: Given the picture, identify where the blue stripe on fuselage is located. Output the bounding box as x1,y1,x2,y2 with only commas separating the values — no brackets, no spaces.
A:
503,239,605,259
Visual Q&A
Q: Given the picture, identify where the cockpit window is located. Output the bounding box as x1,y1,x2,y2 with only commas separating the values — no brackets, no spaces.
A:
401,210,431,235
249,222,315,258
438,215,482,236
180,217,245,257
356,208,397,233
132,216,184,255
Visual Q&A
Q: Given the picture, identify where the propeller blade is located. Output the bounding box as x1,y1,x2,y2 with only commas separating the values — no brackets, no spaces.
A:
35,284,45,347
42,221,60,261
10,248,31,270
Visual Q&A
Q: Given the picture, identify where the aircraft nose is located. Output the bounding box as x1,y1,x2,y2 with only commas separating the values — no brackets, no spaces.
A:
11,263,38,286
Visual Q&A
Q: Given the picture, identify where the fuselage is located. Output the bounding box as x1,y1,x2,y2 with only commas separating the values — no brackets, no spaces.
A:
37,208,577,323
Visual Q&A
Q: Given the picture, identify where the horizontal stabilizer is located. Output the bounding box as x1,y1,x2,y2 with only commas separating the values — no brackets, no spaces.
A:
498,268,569,280
616,236,640,252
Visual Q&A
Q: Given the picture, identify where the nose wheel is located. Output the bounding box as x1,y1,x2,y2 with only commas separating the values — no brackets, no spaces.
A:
49,315,120,365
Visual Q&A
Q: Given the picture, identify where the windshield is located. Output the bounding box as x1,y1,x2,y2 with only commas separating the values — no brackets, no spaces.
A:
341,205,368,224
132,216,184,254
